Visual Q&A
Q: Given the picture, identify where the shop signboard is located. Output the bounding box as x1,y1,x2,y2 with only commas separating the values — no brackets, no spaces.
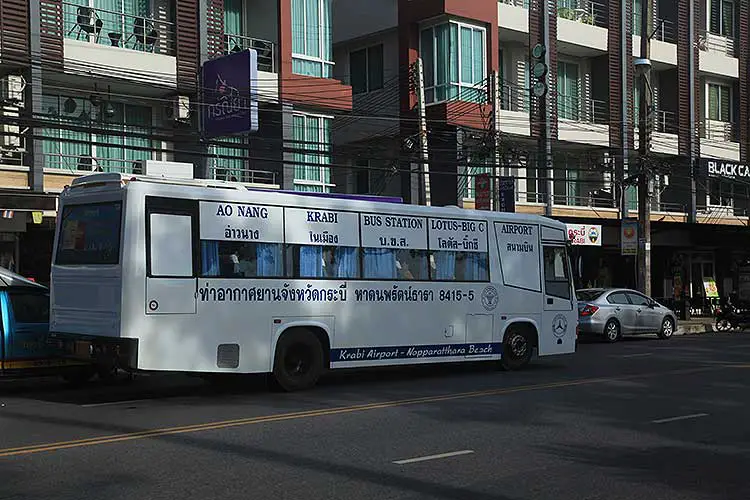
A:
703,278,719,298
620,220,638,256
697,158,750,180
475,173,491,211
497,176,515,213
566,224,601,246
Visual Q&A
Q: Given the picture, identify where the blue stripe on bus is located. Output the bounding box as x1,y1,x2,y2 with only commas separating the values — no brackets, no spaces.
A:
331,343,502,362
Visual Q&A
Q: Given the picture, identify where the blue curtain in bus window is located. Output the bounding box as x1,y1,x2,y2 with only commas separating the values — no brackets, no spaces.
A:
300,245,324,277
335,247,358,278
434,251,456,280
463,253,486,281
363,248,396,279
257,244,282,277
201,241,220,277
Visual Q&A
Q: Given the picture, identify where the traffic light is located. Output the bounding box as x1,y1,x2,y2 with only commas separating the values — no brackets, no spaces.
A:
530,43,548,100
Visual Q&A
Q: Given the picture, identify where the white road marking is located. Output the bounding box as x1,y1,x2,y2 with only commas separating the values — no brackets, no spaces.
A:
393,449,474,465
616,353,654,358
81,399,154,408
651,413,709,424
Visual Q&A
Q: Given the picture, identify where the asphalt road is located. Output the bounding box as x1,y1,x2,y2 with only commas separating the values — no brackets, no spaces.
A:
1,333,750,500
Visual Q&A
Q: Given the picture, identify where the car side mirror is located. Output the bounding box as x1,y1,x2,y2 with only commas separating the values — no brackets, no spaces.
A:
649,301,657,309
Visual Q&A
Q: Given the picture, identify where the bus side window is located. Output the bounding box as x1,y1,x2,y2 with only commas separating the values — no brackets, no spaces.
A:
149,213,193,277
543,246,571,300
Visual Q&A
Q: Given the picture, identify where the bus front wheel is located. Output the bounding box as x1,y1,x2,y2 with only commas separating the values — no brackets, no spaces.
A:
500,327,534,371
272,329,324,392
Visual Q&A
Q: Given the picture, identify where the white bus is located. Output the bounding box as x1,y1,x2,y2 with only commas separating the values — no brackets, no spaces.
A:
50,173,577,391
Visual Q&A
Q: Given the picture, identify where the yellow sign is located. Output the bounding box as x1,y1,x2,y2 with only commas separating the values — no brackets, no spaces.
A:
32,211,43,224
703,278,719,298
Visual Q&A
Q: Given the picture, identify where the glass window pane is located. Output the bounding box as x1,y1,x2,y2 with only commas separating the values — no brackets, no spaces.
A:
304,0,319,58
291,0,305,54
420,28,434,88
350,48,367,94
224,0,243,35
449,23,459,85
435,25,448,87
472,28,484,84
460,27,473,84
322,0,332,62
708,84,719,120
367,44,384,91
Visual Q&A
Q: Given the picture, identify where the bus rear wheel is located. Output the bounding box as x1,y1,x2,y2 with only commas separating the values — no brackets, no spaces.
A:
272,330,324,392
501,327,534,371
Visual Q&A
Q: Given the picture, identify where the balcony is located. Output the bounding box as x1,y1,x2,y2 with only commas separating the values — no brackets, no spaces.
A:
698,30,739,78
497,0,529,36
556,1,608,54
208,163,279,187
222,34,276,73
700,119,740,161
557,97,610,145
649,109,679,155
56,2,177,87
498,80,530,136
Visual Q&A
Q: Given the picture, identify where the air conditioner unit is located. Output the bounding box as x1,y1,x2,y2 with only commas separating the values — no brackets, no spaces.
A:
164,95,191,122
0,75,26,106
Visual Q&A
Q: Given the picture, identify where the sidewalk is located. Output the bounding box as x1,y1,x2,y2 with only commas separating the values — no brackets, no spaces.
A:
676,317,716,335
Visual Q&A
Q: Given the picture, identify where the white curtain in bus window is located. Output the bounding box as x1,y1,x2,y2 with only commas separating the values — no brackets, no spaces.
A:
150,214,192,277
360,213,429,280
198,202,284,278
428,218,489,281
494,222,541,291
284,208,360,279
543,246,571,299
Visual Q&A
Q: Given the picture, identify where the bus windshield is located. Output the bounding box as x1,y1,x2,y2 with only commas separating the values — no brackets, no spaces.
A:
55,202,123,265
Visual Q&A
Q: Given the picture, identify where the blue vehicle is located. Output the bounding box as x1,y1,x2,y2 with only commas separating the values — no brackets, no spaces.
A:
0,267,90,378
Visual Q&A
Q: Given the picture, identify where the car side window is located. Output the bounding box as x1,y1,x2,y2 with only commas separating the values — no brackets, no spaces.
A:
607,292,630,305
626,293,650,306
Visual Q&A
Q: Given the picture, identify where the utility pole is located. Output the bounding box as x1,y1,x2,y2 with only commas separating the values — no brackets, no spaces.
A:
543,0,553,217
637,0,653,295
414,58,431,206
491,70,501,211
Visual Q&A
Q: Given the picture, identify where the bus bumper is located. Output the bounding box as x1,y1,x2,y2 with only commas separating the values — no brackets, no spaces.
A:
51,333,139,372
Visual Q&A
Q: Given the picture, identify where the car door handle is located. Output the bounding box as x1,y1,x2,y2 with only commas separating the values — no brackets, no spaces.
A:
636,309,642,313
615,307,621,311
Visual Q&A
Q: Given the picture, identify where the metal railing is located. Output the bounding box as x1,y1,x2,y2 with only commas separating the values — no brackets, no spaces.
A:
223,34,277,73
653,109,678,134
63,2,176,56
208,165,278,185
42,152,149,173
557,96,608,124
498,0,529,7
557,0,608,28
633,16,677,43
697,30,738,57
701,120,739,142
500,82,530,113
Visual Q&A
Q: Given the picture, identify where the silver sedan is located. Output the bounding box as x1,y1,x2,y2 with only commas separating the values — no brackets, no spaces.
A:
576,288,678,342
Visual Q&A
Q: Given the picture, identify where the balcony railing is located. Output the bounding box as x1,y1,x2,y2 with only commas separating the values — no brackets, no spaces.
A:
697,30,738,58
558,96,609,124
557,0,607,28
500,81,530,113
63,2,176,56
208,165,278,185
223,34,277,73
43,152,149,173
701,120,739,142
499,0,529,7
653,109,677,134
633,16,677,44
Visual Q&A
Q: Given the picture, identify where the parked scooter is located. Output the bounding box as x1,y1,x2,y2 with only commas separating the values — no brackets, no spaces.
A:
715,296,750,331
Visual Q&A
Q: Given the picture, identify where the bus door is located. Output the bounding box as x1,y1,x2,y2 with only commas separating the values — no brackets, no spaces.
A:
145,197,198,315
541,241,575,352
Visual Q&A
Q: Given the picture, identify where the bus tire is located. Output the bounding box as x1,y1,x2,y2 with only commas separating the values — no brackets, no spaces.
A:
272,329,324,392
500,326,534,371
61,365,96,386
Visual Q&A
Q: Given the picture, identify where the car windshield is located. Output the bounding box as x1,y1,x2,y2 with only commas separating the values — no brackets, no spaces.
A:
576,289,605,301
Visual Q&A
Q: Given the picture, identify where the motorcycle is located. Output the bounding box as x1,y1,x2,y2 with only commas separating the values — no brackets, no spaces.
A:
714,303,750,332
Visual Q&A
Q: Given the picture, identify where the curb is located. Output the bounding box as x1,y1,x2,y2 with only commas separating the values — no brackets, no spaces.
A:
675,324,716,336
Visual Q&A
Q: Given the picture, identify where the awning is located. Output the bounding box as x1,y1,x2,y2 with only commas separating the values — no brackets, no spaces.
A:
0,191,57,212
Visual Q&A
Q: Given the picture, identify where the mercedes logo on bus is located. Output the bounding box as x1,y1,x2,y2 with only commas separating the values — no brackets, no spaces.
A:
552,314,568,338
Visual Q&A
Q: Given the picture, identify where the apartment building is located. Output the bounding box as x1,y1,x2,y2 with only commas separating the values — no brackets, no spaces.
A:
0,0,352,281
333,0,750,307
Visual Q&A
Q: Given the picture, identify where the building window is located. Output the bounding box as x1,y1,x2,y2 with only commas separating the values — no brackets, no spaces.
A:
209,137,247,182
709,0,735,38
350,45,384,95
707,83,731,122
557,61,580,120
291,0,333,77
65,0,153,50
41,95,152,172
420,22,486,104
632,0,642,36
292,114,333,192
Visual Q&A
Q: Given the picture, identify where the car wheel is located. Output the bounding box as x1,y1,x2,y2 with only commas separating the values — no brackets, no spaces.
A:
658,317,675,339
604,319,620,343
716,319,733,332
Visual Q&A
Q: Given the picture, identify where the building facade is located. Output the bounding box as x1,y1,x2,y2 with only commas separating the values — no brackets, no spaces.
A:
0,0,352,283
332,0,750,312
